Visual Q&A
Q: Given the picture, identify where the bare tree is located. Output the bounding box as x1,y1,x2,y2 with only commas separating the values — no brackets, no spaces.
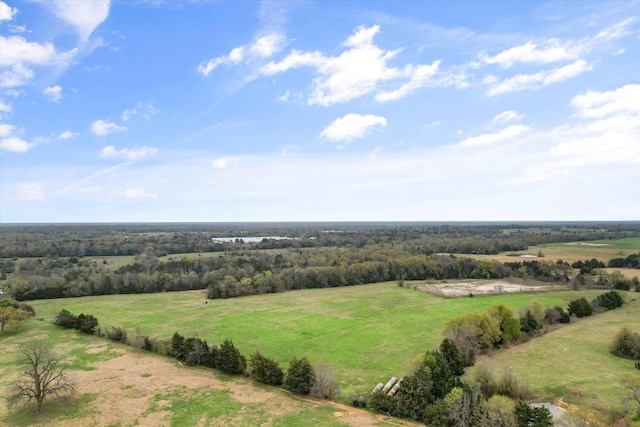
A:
310,363,340,400
7,341,76,414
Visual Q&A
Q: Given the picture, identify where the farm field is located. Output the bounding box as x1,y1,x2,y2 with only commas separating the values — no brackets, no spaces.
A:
467,237,640,274
26,283,610,399
1,322,409,427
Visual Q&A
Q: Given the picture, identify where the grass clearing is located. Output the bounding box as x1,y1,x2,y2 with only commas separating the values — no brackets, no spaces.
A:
27,282,598,397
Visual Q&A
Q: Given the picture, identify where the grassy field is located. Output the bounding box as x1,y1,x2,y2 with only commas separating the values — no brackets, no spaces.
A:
481,294,640,415
27,282,603,398
468,237,640,271
1,322,401,427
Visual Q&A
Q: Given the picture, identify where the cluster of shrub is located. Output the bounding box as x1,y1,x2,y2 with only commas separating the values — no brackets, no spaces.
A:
54,309,99,334
366,338,553,426
567,290,624,318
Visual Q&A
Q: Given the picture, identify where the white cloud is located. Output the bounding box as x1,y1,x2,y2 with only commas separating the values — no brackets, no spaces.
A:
121,102,158,122
487,59,592,96
44,85,62,102
571,84,640,118
0,123,34,152
375,61,441,102
58,130,78,140
0,100,11,120
100,145,157,160
457,124,531,147
595,17,635,40
198,32,286,76
121,188,157,200
0,1,17,21
48,0,111,42
15,182,45,202
492,110,523,124
320,113,387,147
517,84,640,182
0,36,77,87
262,25,409,106
212,156,239,169
480,39,583,68
91,119,127,136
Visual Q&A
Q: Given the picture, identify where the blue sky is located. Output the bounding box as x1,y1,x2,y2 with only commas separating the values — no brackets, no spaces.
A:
1,0,639,223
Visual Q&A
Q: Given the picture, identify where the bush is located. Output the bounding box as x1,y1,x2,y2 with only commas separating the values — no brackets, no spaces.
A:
105,327,128,343
216,339,246,375
544,306,570,324
567,297,592,318
519,310,542,335
284,357,313,395
76,313,99,334
592,290,624,311
54,309,78,329
610,327,640,360
250,351,284,385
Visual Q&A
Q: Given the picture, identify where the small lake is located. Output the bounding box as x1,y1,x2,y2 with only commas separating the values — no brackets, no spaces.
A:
211,236,293,243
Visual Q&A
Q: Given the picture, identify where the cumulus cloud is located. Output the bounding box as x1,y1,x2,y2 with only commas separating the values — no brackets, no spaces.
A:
198,32,286,76
100,145,157,160
320,113,387,147
492,110,523,124
0,1,17,21
0,123,33,152
0,35,77,87
44,85,62,102
457,124,531,147
91,119,126,136
0,100,11,120
48,0,111,42
487,59,592,96
58,130,78,140
479,39,583,68
15,182,45,202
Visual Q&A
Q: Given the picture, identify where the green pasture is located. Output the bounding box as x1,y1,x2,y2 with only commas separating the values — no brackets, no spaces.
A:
27,282,601,397
0,324,377,426
484,294,640,414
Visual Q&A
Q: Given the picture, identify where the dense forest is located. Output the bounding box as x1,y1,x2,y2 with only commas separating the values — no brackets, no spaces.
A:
1,222,639,301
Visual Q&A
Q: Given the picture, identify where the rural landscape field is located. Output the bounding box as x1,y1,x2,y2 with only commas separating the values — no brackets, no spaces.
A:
1,222,640,426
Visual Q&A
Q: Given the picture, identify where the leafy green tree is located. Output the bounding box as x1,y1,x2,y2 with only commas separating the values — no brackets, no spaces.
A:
487,304,521,345
592,290,623,311
440,338,465,377
476,394,517,427
519,310,542,335
249,351,284,386
216,339,246,375
170,332,186,360
514,402,553,426
394,365,433,421
284,357,313,394
610,327,640,360
0,306,29,332
423,350,462,401
7,341,76,414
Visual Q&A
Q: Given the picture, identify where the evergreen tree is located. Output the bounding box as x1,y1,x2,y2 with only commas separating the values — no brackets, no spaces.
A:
283,357,313,394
